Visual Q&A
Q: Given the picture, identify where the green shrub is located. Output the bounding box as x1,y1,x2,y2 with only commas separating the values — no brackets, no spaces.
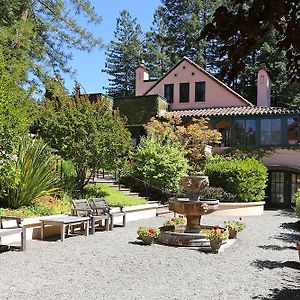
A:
4,138,59,208
83,183,147,207
294,189,300,218
135,135,189,192
198,187,237,202
205,157,268,202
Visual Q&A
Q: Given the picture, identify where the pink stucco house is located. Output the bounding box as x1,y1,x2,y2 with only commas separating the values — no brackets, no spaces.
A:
133,57,300,208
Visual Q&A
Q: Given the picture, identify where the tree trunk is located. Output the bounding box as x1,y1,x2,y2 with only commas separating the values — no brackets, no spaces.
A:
12,6,29,49
76,168,87,191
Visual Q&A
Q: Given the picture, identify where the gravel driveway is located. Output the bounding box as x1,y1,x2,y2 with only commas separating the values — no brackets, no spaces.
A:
0,210,299,300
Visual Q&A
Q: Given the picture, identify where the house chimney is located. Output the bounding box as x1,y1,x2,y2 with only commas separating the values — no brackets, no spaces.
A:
257,63,271,107
135,63,150,96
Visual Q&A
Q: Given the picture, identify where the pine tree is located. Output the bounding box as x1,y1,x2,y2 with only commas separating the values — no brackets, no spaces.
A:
0,0,102,85
103,10,143,97
233,30,300,107
144,0,225,72
143,7,171,79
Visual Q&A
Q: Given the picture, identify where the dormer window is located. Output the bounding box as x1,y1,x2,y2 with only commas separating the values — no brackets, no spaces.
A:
180,83,189,103
195,81,205,102
164,84,174,103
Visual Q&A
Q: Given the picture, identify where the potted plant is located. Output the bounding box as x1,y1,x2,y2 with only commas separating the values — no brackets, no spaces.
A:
163,215,187,227
208,225,228,253
224,218,246,239
137,226,160,245
297,241,300,261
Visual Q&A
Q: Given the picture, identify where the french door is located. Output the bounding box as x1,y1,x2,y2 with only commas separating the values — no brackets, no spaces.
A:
267,171,300,207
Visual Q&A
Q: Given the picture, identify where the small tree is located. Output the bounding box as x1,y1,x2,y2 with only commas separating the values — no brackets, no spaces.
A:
39,95,132,190
145,112,221,173
0,50,31,203
135,134,189,192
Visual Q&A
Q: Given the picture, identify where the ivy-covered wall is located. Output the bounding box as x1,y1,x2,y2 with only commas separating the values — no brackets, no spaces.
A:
113,94,168,126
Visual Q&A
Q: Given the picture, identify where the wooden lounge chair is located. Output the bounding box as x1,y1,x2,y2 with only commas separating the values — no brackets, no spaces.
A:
0,216,26,251
71,199,109,234
91,198,126,231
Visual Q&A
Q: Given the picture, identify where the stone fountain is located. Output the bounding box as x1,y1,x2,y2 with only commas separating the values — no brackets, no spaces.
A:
158,176,219,248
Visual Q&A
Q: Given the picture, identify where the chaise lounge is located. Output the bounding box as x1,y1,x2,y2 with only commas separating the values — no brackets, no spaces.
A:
0,216,26,251
92,198,126,231
71,199,110,234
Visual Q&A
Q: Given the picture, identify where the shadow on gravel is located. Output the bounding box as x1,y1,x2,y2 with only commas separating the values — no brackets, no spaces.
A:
258,245,296,251
272,209,296,218
0,245,23,253
253,287,300,300
272,232,299,243
128,241,152,246
251,259,300,270
39,233,85,242
280,221,300,231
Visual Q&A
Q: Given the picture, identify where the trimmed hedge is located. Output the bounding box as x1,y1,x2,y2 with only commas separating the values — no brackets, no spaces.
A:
114,95,168,126
205,157,268,202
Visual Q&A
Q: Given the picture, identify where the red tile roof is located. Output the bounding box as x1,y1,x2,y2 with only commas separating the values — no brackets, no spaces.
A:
170,106,300,118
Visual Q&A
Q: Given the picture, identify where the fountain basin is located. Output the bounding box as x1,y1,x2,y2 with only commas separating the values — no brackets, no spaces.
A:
158,224,226,248
169,198,219,233
169,198,219,215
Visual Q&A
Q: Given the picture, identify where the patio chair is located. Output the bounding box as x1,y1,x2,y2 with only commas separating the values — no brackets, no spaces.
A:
71,199,109,234
91,197,126,231
0,216,26,251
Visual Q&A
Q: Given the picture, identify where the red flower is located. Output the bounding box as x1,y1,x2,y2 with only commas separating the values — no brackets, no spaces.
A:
221,229,224,233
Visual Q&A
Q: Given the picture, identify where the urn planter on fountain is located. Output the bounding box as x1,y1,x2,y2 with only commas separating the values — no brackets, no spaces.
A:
158,175,220,248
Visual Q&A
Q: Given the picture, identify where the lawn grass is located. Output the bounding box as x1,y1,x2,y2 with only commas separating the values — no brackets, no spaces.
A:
84,183,148,207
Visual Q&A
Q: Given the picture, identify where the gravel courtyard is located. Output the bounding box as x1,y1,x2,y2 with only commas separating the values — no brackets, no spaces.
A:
0,210,299,300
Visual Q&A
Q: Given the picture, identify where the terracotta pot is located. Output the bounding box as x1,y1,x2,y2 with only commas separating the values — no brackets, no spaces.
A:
296,241,300,261
228,228,238,239
210,239,222,254
140,235,154,245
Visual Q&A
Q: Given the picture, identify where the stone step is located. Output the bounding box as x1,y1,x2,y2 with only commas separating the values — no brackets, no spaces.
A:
156,210,172,216
91,177,146,199
91,178,117,184
121,192,140,197
156,204,171,216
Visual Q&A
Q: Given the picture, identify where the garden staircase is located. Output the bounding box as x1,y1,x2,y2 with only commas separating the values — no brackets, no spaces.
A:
90,173,145,199
90,172,171,216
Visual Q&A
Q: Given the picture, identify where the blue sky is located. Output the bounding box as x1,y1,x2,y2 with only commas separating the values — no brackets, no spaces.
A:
63,0,161,94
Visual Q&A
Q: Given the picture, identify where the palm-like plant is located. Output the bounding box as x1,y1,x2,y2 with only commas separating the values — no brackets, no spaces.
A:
7,138,59,209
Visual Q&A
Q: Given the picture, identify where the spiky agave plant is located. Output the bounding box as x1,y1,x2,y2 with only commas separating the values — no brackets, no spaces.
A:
7,138,60,209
